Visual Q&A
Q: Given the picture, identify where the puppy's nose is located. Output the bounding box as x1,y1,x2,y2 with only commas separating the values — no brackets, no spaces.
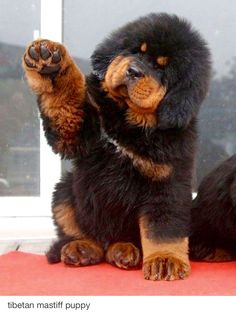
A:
126,66,144,79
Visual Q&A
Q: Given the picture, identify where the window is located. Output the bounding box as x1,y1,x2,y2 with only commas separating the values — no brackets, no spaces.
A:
0,0,62,238
0,1,40,197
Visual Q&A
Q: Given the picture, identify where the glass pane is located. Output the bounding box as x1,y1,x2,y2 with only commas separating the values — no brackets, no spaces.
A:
0,0,40,196
63,0,236,187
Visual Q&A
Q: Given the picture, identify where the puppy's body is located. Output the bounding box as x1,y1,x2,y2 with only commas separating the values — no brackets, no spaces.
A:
190,155,236,261
57,116,196,245
23,13,211,280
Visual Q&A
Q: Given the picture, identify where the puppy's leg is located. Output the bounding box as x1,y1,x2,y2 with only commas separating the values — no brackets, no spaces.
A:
47,200,104,266
189,242,234,262
46,173,104,266
139,217,190,281
22,39,86,158
105,242,141,269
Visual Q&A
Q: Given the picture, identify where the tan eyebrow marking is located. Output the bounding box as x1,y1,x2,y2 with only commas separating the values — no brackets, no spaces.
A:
140,42,147,52
157,56,168,66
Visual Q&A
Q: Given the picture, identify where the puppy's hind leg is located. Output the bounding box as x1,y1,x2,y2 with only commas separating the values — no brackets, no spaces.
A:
47,202,104,267
46,235,75,264
46,172,104,266
189,237,235,262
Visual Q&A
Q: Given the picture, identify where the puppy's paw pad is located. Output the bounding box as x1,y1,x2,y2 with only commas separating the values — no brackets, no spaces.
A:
23,39,64,75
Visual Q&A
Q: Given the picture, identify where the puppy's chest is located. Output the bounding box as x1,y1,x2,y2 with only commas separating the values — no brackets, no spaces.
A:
100,129,173,182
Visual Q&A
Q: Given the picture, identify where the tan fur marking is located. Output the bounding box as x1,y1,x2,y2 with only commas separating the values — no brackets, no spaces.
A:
118,146,172,181
53,204,83,238
41,90,84,147
126,108,157,128
140,42,147,52
125,77,166,128
126,76,166,112
103,55,166,121
103,55,132,101
157,56,169,66
24,71,53,94
139,217,189,262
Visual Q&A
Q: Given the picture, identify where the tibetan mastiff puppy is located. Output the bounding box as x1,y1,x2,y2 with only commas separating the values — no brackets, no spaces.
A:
190,154,236,262
23,13,211,280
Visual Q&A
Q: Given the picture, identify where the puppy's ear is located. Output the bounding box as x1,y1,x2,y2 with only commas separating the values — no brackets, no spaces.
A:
156,88,197,129
156,53,211,130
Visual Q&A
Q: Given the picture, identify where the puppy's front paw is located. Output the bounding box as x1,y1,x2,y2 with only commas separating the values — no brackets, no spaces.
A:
23,39,67,75
106,242,141,269
61,240,104,267
143,254,190,281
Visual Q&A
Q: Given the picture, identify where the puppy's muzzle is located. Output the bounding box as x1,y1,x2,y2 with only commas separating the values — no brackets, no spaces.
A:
104,56,166,113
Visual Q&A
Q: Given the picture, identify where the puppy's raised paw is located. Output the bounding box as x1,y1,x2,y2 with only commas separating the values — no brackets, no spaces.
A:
23,39,69,75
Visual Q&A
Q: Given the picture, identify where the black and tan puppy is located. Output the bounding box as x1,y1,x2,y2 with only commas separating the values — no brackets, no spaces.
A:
190,154,236,262
22,13,211,281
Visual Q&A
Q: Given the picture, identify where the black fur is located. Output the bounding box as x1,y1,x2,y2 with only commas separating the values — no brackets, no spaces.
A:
190,154,236,260
43,14,211,259
91,13,211,130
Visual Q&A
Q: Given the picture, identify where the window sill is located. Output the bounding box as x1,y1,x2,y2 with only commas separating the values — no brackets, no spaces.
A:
0,217,56,240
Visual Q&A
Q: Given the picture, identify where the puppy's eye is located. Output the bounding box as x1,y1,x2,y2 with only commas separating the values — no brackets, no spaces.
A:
156,56,168,66
140,42,147,53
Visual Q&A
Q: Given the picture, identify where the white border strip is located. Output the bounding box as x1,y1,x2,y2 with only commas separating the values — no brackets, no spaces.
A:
0,217,56,240
0,296,233,314
39,0,63,210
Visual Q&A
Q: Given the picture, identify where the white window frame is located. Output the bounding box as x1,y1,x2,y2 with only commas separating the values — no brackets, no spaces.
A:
0,0,63,239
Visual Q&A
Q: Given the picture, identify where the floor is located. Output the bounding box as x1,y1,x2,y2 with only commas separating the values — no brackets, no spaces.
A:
0,239,53,255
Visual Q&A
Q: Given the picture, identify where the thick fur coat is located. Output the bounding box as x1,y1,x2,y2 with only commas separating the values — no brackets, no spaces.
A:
23,13,211,280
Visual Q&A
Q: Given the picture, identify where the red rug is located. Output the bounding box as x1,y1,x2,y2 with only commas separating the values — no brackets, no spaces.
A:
1,251,236,295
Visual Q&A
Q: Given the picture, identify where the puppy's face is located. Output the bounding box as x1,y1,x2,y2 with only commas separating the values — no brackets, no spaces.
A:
103,49,167,115
91,13,211,129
